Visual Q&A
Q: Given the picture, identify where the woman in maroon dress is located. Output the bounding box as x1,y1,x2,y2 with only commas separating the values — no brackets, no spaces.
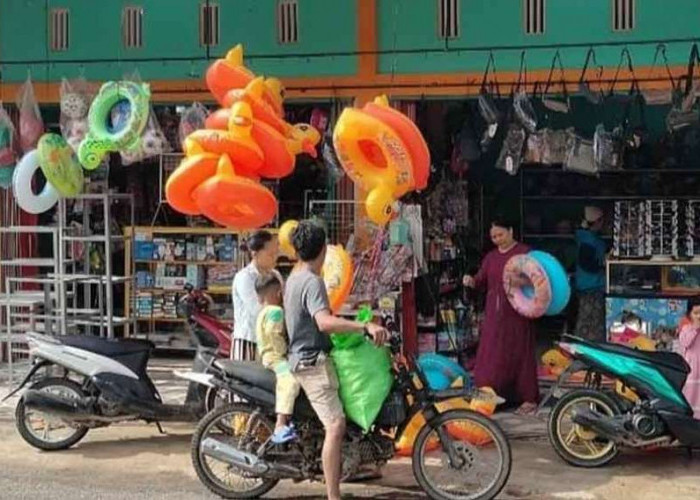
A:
463,218,539,415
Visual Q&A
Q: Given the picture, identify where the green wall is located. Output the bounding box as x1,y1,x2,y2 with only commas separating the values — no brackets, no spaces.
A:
0,0,357,83
1,0,699,91
377,0,700,74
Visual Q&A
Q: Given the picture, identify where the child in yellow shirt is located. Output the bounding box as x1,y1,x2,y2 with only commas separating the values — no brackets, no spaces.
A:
254,273,300,443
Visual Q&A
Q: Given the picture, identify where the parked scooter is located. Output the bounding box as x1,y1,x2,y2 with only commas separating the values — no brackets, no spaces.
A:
546,334,700,467
3,286,231,451
188,313,512,500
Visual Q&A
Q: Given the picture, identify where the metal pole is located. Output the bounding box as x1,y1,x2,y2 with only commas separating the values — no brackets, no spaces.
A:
104,194,114,338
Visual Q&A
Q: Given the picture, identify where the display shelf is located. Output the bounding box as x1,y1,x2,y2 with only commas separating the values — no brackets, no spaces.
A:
0,258,59,267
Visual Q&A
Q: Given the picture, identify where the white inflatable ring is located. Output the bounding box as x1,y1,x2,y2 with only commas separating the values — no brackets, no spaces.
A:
13,150,59,214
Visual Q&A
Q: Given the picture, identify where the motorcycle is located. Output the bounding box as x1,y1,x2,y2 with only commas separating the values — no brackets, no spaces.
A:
188,313,512,500
3,285,230,451
545,334,700,468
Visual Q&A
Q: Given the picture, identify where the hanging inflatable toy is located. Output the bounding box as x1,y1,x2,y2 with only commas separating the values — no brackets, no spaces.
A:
166,44,321,229
278,219,299,259
529,250,571,316
12,150,59,214
322,245,353,313
333,95,430,226
503,253,552,319
193,154,278,230
37,134,84,197
165,153,220,215
78,81,151,170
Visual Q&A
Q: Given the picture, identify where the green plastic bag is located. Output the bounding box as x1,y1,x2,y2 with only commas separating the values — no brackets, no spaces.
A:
330,307,393,432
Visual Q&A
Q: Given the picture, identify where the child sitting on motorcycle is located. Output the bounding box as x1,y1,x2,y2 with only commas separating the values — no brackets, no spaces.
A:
255,273,301,443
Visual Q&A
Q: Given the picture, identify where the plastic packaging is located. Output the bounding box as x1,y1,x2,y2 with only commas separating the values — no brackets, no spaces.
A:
16,75,44,153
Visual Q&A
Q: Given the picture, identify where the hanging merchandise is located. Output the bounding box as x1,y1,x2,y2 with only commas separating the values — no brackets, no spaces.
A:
120,109,172,166
16,75,44,154
60,77,94,153
593,124,624,171
578,48,604,105
523,130,544,164
167,45,320,229
495,124,526,176
512,53,538,133
477,53,502,152
541,51,571,114
0,104,17,189
563,131,597,176
333,95,430,226
321,100,345,182
37,133,84,197
310,107,330,133
667,45,700,132
12,150,59,214
642,44,675,106
540,128,571,166
177,102,209,148
78,80,151,170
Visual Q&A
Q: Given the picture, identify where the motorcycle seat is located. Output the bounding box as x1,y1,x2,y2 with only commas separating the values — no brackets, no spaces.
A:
562,334,690,373
215,360,276,393
60,335,154,357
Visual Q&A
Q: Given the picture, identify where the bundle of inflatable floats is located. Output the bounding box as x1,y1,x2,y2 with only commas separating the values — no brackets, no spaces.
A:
9,77,157,214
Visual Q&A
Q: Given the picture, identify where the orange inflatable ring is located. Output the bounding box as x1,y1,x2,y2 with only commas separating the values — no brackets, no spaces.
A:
363,100,430,190
165,153,219,215
184,129,263,179
322,245,353,313
333,95,430,226
205,112,317,179
503,254,552,319
395,389,499,456
194,155,277,229
223,78,289,135
205,45,255,105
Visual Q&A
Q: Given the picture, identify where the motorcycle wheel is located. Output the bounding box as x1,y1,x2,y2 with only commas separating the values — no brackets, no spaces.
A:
15,377,90,451
191,403,279,499
548,389,620,468
412,409,511,500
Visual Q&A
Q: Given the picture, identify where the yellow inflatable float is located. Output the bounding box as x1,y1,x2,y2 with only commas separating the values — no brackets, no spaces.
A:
333,95,430,226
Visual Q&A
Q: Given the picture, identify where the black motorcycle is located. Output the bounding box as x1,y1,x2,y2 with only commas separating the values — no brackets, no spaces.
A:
190,314,511,500
4,289,230,451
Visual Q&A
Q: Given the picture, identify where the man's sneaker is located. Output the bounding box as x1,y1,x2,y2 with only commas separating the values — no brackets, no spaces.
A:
271,425,297,444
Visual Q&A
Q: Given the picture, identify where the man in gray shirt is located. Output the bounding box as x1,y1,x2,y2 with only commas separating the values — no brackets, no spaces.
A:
284,220,387,500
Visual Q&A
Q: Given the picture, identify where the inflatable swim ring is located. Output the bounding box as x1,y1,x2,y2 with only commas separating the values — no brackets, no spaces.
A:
278,219,299,259
193,154,278,229
165,153,220,215
13,150,59,214
205,45,255,104
503,254,552,319
417,353,470,391
333,95,430,226
322,245,353,313
529,250,571,316
37,134,84,197
78,81,150,170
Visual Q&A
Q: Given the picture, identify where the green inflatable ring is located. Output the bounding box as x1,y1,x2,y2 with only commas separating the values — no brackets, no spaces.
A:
78,81,151,170
38,133,84,197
